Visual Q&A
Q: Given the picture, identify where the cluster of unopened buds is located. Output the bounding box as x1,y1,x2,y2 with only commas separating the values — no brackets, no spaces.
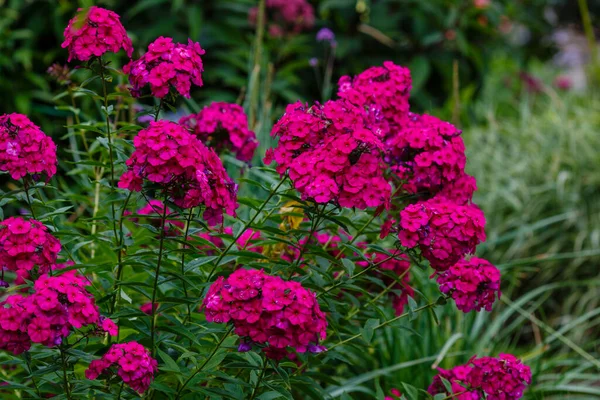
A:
249,0,315,38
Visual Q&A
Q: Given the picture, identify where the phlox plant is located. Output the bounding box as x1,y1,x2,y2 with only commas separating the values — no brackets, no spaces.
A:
0,4,533,400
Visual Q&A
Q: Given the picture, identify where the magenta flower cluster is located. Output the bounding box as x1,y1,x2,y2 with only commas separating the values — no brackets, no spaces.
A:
202,268,327,360
338,61,412,127
265,100,391,209
133,199,184,236
179,102,259,162
61,6,133,62
86,341,158,394
249,0,315,38
124,36,205,98
118,120,238,225
399,199,486,270
384,113,474,201
429,354,532,400
436,257,501,312
0,270,116,355
0,113,57,181
0,217,61,282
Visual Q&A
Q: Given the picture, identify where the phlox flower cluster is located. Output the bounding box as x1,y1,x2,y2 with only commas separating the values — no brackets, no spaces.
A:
436,257,501,312
86,342,157,394
429,354,532,400
0,271,116,355
0,217,61,281
338,61,412,127
384,113,473,201
61,6,133,62
398,198,486,270
357,250,414,316
118,120,237,225
202,268,327,360
428,365,479,400
265,100,391,209
179,102,259,162
249,0,315,38
467,354,532,400
0,113,57,181
124,36,205,98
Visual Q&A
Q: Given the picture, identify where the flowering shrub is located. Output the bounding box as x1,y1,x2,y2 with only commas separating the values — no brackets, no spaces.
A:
0,5,538,400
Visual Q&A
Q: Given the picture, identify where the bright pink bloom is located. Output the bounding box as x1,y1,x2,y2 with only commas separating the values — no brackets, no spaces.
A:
385,388,403,400
85,342,157,394
0,217,61,280
140,302,159,315
466,354,532,399
0,270,112,354
249,0,314,37
436,257,501,312
398,198,486,270
61,7,133,62
554,75,572,91
180,102,258,162
266,100,391,210
0,114,57,181
338,61,412,128
202,269,327,359
124,37,205,98
384,113,474,202
118,120,238,225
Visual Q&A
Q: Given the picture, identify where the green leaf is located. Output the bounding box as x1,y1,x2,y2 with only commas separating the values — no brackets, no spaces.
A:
361,318,379,344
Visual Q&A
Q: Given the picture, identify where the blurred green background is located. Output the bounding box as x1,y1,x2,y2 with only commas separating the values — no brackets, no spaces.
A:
1,0,599,398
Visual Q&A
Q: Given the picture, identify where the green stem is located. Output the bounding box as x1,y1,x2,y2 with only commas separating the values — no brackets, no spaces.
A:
24,183,36,219
174,327,233,399
578,0,598,69
206,177,287,282
327,302,437,351
249,362,268,400
318,254,397,298
110,191,133,314
23,352,41,398
150,200,169,356
181,207,195,322
248,0,265,129
117,381,124,399
60,347,72,400
289,203,325,278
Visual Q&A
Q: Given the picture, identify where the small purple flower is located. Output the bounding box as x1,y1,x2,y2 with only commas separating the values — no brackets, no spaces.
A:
308,344,327,353
309,58,319,67
316,28,335,43
0,280,9,288
238,341,252,352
